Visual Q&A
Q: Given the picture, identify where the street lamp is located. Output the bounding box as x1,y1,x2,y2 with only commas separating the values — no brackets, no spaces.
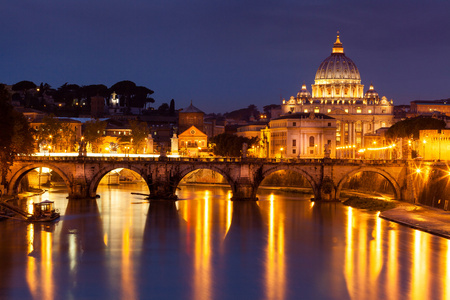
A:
280,147,284,158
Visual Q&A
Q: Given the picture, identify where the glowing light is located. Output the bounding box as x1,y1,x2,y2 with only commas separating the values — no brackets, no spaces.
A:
416,168,421,174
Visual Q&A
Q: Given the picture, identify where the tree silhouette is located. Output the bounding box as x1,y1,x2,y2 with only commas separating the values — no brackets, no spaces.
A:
0,84,34,185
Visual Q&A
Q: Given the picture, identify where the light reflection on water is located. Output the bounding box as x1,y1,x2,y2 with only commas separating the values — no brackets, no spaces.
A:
0,184,449,299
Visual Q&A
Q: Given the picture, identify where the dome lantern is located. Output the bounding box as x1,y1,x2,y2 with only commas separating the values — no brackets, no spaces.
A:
332,31,344,54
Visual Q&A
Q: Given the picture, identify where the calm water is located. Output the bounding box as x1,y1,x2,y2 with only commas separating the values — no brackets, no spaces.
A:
0,184,449,300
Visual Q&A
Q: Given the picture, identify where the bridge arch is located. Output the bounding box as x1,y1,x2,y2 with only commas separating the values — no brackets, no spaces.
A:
175,165,235,195
336,167,401,200
255,165,320,200
8,163,72,195
88,165,150,198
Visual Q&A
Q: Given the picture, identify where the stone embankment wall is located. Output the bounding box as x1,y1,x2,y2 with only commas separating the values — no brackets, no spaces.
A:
414,167,450,211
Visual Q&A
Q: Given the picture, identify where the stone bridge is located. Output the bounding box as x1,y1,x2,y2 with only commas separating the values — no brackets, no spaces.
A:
4,156,420,202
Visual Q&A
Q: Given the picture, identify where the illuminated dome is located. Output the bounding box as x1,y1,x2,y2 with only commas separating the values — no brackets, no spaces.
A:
314,33,361,82
364,83,379,99
297,83,311,98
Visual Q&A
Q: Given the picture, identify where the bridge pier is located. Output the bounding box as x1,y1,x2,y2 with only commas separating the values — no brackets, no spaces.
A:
231,178,257,201
149,181,178,200
69,182,95,199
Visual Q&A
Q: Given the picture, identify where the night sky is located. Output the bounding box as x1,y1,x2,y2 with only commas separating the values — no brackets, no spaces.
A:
1,1,450,113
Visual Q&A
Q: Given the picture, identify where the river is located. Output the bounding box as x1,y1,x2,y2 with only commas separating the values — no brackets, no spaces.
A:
0,183,449,300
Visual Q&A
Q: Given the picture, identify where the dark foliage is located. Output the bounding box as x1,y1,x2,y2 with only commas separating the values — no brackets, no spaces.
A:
209,133,258,157
12,80,37,91
109,80,154,108
386,116,446,140
224,104,260,122
0,84,34,185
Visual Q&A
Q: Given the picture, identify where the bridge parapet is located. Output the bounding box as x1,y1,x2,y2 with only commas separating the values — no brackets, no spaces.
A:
7,156,414,202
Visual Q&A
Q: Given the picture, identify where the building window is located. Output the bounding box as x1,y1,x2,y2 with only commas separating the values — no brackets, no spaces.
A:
314,107,320,113
356,107,361,113
344,123,349,131
345,109,349,113
327,109,331,113
327,140,331,145
293,122,296,127
356,122,361,132
328,122,331,127
381,122,386,127
292,149,296,154
368,109,372,114
309,136,315,147
304,109,308,113
292,139,296,147
382,109,386,113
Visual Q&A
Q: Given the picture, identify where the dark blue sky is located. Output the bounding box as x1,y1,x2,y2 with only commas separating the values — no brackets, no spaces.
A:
1,1,450,113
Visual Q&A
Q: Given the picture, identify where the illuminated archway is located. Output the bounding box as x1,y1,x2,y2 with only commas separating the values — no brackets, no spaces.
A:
89,165,149,198
8,163,71,195
175,166,234,197
257,169,314,198
255,165,319,200
336,167,401,200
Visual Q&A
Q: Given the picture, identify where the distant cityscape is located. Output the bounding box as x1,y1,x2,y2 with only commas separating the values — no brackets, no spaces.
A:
3,34,450,161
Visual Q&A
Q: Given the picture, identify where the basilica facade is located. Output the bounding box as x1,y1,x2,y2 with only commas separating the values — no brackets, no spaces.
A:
272,33,394,158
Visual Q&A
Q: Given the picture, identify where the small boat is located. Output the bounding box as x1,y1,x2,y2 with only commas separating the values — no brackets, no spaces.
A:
28,200,60,222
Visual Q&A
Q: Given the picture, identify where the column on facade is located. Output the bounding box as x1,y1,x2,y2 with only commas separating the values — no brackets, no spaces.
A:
319,133,323,157
352,122,356,158
303,133,307,157
361,121,365,148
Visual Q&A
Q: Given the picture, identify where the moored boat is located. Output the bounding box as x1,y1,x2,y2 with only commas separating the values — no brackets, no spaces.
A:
28,200,60,222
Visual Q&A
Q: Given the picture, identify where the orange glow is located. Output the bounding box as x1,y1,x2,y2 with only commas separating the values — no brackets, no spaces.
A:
121,207,136,300
344,207,354,295
387,228,398,298
445,240,450,299
41,231,54,300
26,224,37,298
193,192,212,300
411,230,428,300
265,194,286,300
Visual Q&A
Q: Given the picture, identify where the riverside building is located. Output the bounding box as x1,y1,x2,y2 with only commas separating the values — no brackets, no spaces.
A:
272,32,394,158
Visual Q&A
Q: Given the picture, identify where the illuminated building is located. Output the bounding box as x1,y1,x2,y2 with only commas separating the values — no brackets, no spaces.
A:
178,101,205,134
279,33,394,157
178,126,208,157
410,100,450,116
420,129,450,160
265,112,336,158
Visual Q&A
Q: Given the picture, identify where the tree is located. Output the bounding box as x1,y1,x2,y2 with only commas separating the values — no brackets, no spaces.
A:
118,120,149,153
12,80,38,107
83,119,106,153
12,80,37,92
209,133,258,157
35,114,61,147
385,116,446,140
157,103,169,113
55,83,81,107
109,81,155,109
169,99,175,114
0,84,34,186
263,104,281,119
224,104,260,122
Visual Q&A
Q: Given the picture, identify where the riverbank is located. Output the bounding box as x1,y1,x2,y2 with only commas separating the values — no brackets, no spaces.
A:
340,194,450,239
380,203,450,239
